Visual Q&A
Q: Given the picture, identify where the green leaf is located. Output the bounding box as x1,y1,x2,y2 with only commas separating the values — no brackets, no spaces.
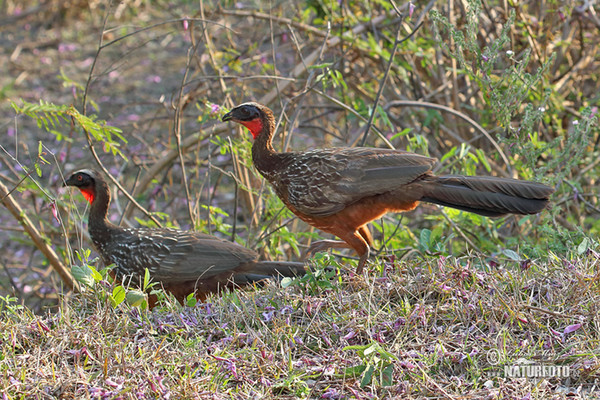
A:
342,364,366,378
71,264,96,287
381,364,394,386
363,343,377,356
343,344,369,352
281,277,293,288
390,127,412,141
577,237,589,255
126,290,147,307
185,292,197,307
419,229,432,252
110,286,126,306
360,364,375,388
502,249,521,261
309,62,334,69
439,146,457,164
475,148,492,172
143,268,151,290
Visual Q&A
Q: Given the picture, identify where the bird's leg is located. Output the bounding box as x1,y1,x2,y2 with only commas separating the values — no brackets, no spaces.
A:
354,225,373,274
357,225,373,247
306,230,371,274
356,246,371,274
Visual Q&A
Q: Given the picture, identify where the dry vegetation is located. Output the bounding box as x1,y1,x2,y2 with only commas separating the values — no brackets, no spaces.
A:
0,0,599,398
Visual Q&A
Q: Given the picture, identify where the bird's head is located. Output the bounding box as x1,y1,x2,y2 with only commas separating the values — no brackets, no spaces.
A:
222,102,269,139
64,169,101,204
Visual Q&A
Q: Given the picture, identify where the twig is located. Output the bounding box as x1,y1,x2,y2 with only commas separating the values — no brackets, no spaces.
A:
523,305,577,320
80,0,162,227
0,258,22,298
0,179,77,291
439,209,483,253
228,137,240,243
78,123,163,227
220,9,329,38
173,37,202,227
312,88,394,148
359,10,423,146
384,100,512,175
564,180,600,214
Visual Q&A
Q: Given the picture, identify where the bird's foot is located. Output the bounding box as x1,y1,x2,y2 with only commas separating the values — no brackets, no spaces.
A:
355,248,370,274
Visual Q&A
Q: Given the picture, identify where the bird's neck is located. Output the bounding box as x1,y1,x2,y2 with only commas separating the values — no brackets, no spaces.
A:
87,181,116,237
251,112,280,175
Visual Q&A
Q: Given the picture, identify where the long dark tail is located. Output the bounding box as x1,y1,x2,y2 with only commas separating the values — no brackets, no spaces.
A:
234,261,306,285
421,175,554,217
255,261,306,277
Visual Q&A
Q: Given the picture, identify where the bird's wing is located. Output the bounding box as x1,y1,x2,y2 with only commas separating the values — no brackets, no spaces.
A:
104,228,258,284
279,148,436,216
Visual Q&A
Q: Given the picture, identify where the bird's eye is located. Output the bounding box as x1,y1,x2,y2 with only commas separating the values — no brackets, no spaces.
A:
77,175,83,181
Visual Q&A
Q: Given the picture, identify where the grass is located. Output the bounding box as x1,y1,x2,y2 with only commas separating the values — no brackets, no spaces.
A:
2,250,599,399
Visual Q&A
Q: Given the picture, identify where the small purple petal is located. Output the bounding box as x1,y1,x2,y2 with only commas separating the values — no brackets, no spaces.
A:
563,323,582,335
343,330,356,340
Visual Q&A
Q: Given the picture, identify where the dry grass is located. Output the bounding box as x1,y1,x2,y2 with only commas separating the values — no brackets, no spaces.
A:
2,251,599,399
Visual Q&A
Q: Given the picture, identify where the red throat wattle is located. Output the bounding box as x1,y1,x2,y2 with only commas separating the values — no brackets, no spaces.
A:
79,188,95,204
240,119,263,139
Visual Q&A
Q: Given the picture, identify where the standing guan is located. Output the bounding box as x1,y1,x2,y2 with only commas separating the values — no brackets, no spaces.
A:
222,102,554,273
64,169,305,306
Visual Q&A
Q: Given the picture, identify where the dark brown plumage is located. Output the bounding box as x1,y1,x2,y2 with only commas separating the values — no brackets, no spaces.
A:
64,169,305,306
222,102,554,273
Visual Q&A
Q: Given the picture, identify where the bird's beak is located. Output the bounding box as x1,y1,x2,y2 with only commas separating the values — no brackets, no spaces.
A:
221,110,233,122
63,176,74,187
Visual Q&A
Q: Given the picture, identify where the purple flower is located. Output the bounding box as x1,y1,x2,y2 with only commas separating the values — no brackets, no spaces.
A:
280,305,293,314
393,317,406,330
260,376,271,387
439,283,452,292
343,330,356,340
563,323,582,335
262,311,274,321
408,2,415,18
322,388,342,399
211,104,220,113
